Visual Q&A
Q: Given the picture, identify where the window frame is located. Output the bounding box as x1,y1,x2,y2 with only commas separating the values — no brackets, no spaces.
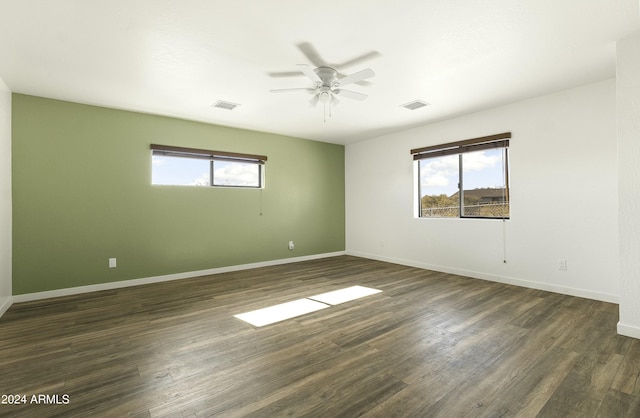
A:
150,144,267,189
411,132,510,220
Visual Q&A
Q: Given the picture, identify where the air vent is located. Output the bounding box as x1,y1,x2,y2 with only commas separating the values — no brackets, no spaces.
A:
401,100,430,110
212,100,240,110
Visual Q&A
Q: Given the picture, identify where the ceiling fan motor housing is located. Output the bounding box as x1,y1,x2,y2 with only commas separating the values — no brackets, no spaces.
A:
314,66,339,87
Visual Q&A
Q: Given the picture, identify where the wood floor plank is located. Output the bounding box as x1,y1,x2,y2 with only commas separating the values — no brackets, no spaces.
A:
611,338,640,397
597,389,640,417
478,346,581,417
0,255,638,417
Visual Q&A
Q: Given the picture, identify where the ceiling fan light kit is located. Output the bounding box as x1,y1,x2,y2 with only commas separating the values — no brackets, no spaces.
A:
270,64,375,122
319,90,331,104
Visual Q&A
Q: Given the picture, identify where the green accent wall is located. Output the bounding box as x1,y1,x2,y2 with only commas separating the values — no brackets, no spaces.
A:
12,94,345,295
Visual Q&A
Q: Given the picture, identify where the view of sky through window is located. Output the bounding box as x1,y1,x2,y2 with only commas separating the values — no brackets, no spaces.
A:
212,161,260,187
152,155,261,187
419,148,507,198
152,155,209,186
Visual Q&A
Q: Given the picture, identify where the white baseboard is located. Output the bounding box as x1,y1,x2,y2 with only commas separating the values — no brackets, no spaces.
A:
618,322,640,339
347,251,619,304
0,296,12,318
13,251,346,304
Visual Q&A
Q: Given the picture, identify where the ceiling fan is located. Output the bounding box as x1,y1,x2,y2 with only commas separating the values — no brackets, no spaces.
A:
270,64,375,120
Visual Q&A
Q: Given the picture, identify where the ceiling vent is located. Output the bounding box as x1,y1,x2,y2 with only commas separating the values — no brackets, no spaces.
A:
212,100,240,110
401,100,430,110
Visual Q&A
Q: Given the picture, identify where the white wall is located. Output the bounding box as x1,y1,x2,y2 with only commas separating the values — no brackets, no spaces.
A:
346,79,618,302
617,30,640,338
0,77,11,317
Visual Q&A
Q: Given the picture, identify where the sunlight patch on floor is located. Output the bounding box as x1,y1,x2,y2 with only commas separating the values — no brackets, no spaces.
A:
234,298,330,327
234,286,382,327
308,285,382,305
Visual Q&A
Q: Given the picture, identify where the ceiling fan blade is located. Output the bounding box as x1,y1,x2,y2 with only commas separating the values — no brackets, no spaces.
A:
267,71,305,78
335,51,381,69
296,42,328,67
297,64,322,84
335,89,368,101
270,88,316,94
336,71,372,87
335,68,375,87
331,94,340,107
309,94,320,107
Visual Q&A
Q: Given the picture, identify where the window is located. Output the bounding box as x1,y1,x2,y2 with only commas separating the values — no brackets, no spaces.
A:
412,132,510,219
151,144,266,188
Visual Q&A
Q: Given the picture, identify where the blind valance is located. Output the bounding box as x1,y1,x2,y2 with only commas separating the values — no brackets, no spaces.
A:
411,132,510,160
150,144,267,164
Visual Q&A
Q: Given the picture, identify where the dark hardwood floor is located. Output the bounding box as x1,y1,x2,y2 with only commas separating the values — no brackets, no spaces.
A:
1,255,639,417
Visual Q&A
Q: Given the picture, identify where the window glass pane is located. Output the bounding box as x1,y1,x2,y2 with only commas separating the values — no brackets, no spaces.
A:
461,148,508,218
152,155,210,186
213,161,261,187
419,155,459,218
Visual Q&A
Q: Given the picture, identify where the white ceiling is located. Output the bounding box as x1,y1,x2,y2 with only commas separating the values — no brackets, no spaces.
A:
1,0,639,145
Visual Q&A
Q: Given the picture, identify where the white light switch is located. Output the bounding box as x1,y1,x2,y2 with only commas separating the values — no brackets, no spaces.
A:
109,258,117,268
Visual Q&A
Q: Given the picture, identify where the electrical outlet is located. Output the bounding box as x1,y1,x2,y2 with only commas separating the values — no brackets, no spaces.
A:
558,258,567,271
109,258,117,268
288,241,294,250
